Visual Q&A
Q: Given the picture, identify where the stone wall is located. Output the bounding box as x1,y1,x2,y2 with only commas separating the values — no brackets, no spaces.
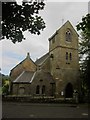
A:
49,21,80,97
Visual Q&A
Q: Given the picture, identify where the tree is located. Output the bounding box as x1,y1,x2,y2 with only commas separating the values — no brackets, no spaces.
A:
2,84,9,95
76,14,90,102
0,74,10,95
1,0,46,43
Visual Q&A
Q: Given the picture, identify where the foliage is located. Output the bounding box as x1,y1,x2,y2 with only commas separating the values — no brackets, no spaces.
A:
1,1,46,43
2,75,10,86
77,14,90,57
0,73,10,95
2,84,9,95
77,14,90,40
76,14,90,102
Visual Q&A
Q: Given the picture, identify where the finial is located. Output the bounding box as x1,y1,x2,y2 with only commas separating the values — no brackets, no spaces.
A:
27,52,30,58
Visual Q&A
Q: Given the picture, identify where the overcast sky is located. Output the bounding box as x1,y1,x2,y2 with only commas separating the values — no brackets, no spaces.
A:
0,0,88,75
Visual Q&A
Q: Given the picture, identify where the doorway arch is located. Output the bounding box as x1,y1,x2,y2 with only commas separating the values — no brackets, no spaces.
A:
65,83,73,98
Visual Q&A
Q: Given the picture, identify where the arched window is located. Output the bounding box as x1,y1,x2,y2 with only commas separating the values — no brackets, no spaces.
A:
36,85,40,94
70,53,72,60
66,52,68,60
66,29,72,42
42,85,45,94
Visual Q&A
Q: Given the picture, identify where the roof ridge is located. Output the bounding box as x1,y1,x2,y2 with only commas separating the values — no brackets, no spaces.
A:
35,52,49,61
10,54,36,73
39,54,49,66
35,52,49,65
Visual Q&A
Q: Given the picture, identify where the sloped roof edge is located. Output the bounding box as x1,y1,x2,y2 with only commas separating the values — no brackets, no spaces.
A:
48,20,79,41
35,52,49,66
10,55,36,74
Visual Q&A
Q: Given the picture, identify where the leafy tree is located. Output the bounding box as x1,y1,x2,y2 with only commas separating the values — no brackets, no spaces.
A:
76,14,90,102
2,75,10,86
2,84,9,95
1,0,46,43
0,73,10,95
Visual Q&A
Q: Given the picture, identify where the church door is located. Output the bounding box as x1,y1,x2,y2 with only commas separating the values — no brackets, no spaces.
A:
65,83,73,98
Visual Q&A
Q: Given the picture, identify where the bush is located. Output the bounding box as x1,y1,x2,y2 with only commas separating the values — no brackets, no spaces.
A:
2,84,9,96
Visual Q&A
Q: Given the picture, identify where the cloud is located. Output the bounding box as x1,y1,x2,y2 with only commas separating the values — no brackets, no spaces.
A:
1,33,48,59
0,31,49,75
1,2,88,75
1,54,19,75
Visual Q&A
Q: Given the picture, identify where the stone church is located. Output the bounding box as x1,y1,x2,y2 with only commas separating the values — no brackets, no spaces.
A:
10,21,80,98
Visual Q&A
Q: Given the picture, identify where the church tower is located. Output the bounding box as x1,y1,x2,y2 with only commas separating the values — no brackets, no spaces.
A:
49,21,80,98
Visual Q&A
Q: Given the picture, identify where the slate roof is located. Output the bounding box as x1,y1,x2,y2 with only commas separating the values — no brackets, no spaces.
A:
13,70,55,84
10,53,36,74
13,71,35,83
35,53,49,66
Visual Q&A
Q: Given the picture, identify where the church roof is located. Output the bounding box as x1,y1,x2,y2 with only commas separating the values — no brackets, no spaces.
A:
10,52,36,74
13,71,35,83
35,53,49,66
13,70,55,84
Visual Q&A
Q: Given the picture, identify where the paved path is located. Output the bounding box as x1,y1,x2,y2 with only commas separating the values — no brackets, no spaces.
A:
2,102,89,118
